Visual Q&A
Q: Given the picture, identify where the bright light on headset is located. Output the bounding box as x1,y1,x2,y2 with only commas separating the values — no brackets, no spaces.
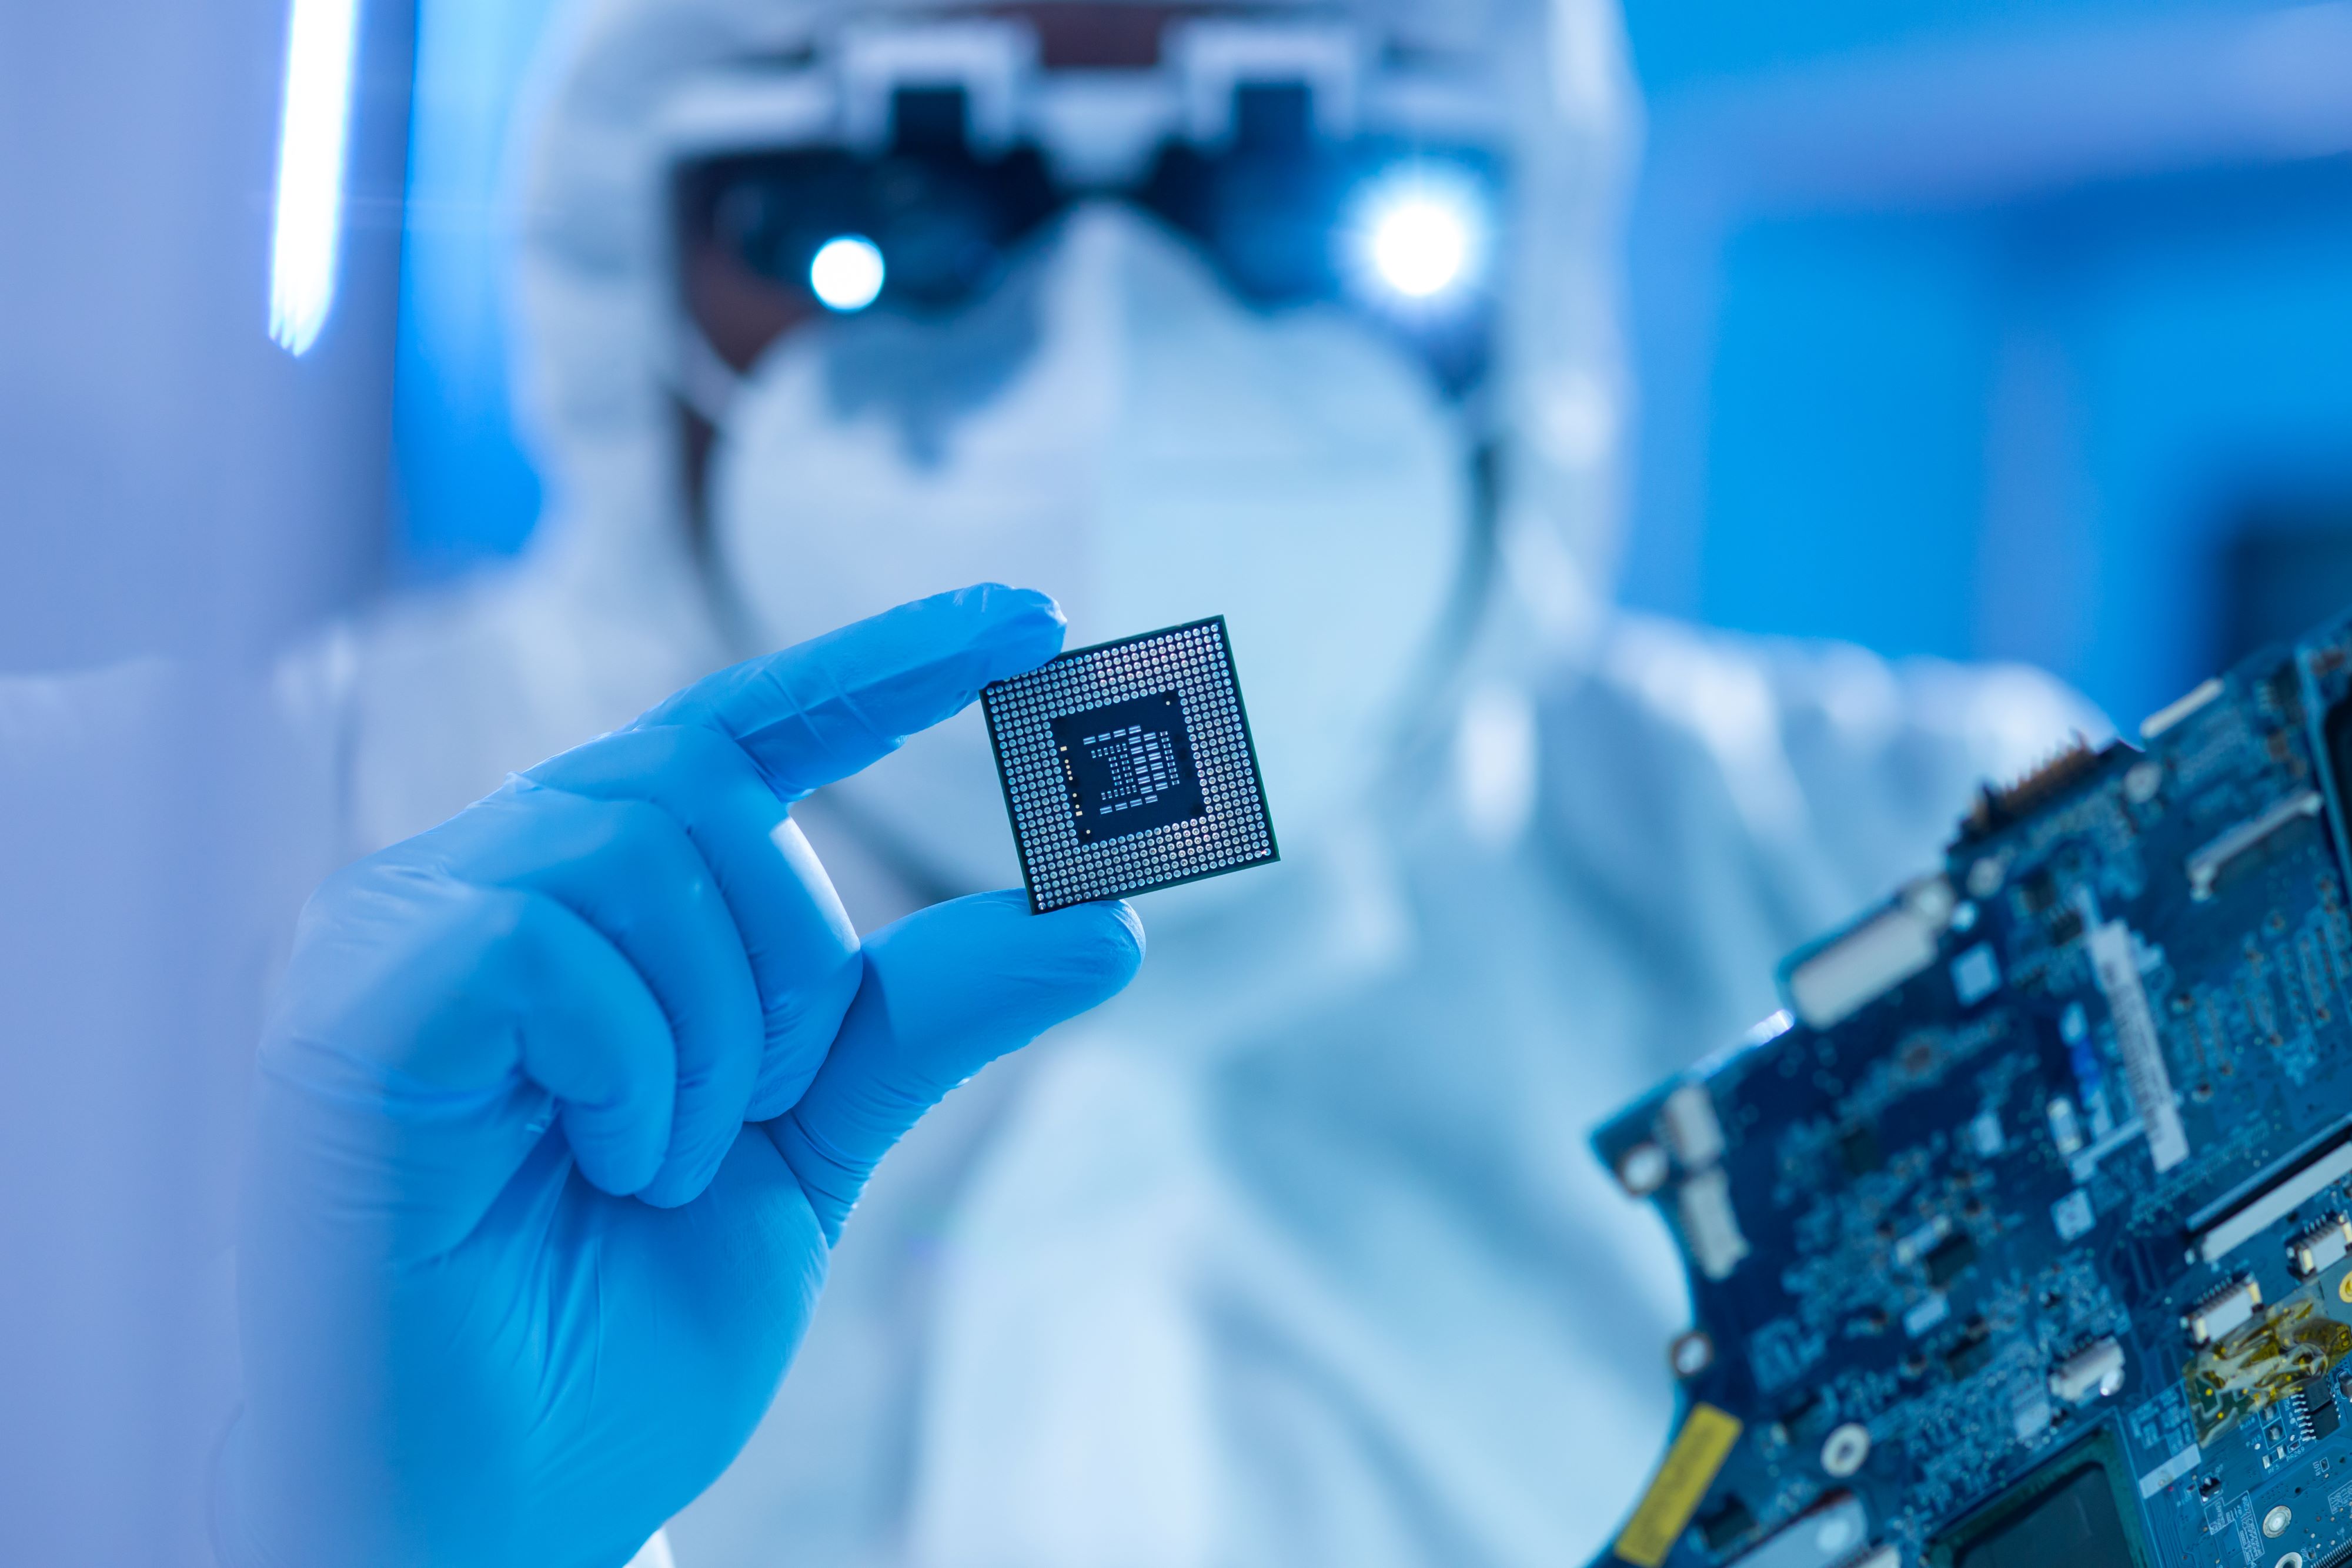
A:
1352,169,1486,304
810,235,886,312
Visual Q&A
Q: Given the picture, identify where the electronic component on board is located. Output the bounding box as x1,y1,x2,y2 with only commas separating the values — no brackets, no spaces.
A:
1588,601,2352,1568
2047,1338,2127,1405
2293,1215,2352,1279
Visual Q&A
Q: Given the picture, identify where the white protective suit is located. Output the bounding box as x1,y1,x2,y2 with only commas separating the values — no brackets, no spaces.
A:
333,1,2107,1565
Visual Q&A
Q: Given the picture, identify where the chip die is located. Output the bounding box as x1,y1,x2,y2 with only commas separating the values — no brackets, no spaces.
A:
983,616,1277,912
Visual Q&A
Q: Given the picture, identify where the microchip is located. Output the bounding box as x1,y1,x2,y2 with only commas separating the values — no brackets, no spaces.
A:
983,617,1278,913
1925,1231,1979,1288
1946,1462,2141,1568
1776,1389,1823,1431
1943,1316,1994,1379
1839,1122,1883,1178
1051,694,1205,844
1695,1494,1756,1551
2307,1380,2341,1440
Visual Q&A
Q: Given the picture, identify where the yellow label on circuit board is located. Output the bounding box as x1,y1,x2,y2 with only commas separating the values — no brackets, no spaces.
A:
1612,1403,1743,1567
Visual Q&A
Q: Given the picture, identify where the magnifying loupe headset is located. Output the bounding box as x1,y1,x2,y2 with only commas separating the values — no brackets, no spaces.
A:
662,12,1509,407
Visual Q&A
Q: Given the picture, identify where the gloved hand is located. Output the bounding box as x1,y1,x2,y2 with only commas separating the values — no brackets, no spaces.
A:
219,586,1144,1568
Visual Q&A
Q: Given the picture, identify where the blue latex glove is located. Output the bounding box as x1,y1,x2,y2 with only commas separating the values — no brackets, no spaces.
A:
221,586,1143,1568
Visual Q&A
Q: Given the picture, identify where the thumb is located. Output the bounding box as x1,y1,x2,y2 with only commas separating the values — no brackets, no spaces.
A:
769,890,1144,1242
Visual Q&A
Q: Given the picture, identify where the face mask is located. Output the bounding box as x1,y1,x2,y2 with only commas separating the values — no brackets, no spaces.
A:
709,203,1466,900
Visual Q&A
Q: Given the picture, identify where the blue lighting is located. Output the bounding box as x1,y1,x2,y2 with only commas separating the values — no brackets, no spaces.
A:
268,0,363,355
1352,169,1486,305
810,235,886,313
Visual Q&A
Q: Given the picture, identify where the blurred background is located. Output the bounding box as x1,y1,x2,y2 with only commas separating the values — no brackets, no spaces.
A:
1614,0,2352,730
5,0,2351,1559
392,0,2352,727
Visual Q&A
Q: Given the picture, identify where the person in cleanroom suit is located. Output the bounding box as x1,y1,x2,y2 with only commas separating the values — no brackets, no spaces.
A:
316,1,2103,1563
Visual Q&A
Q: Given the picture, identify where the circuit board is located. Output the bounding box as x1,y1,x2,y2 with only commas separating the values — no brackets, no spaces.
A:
1592,609,2352,1568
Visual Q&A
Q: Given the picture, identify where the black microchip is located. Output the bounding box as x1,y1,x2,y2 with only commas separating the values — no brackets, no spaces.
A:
1776,1389,1824,1430
1926,1231,1979,1288
1050,693,1205,842
1696,1495,1756,1551
2047,908,2084,948
1839,1122,1883,1177
1945,1316,1994,1379
2308,1381,2342,1440
983,617,1278,913
1950,1463,2136,1568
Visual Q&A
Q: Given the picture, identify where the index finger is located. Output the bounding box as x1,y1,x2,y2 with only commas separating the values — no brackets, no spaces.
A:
635,584,1065,800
